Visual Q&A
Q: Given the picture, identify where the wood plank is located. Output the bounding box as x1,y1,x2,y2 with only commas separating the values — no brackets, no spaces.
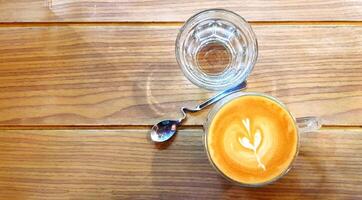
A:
0,129,360,199
1,0,362,22
0,25,362,126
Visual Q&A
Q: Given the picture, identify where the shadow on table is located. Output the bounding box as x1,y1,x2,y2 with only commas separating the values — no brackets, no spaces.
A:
135,65,204,124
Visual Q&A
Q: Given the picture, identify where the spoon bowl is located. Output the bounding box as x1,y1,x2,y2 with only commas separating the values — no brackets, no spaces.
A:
150,120,179,142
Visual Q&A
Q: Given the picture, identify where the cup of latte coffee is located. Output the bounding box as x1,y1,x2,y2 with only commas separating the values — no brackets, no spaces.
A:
204,92,321,187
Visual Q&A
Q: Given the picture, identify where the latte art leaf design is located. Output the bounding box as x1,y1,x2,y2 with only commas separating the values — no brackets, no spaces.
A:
240,137,254,150
239,118,266,171
254,130,261,149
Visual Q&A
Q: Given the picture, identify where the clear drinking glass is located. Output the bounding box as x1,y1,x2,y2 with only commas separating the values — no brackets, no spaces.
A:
175,9,258,90
203,92,321,187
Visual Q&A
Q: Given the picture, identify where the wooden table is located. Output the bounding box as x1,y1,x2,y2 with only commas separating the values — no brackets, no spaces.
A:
0,1,361,199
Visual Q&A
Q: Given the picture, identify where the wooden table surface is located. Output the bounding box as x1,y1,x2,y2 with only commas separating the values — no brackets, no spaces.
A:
0,1,361,199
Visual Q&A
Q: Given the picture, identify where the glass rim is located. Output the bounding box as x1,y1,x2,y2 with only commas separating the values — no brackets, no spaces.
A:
175,9,258,90
203,92,300,187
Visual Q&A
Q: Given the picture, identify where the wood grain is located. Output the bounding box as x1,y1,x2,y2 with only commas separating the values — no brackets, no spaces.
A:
0,129,359,199
0,25,362,126
1,0,362,22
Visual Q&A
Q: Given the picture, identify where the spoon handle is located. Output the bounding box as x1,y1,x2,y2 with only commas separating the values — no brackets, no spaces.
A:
195,81,247,111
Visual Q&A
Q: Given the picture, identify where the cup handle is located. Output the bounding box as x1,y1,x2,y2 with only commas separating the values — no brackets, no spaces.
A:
296,117,322,133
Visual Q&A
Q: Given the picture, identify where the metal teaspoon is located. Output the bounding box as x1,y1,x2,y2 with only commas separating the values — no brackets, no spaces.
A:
150,81,247,142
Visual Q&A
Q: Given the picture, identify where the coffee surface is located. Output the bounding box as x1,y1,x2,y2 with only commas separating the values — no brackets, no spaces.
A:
207,95,298,185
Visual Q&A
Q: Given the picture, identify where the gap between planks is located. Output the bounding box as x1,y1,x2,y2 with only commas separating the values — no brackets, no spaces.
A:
1,21,362,27
0,125,360,131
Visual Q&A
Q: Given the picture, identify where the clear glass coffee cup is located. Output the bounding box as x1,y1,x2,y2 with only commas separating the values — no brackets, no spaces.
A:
176,9,258,90
203,92,321,187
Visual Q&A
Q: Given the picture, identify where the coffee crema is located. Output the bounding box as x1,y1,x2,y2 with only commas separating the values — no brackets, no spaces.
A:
207,95,298,185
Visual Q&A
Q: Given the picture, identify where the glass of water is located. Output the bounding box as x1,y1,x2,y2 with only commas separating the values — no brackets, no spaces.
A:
175,9,258,90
